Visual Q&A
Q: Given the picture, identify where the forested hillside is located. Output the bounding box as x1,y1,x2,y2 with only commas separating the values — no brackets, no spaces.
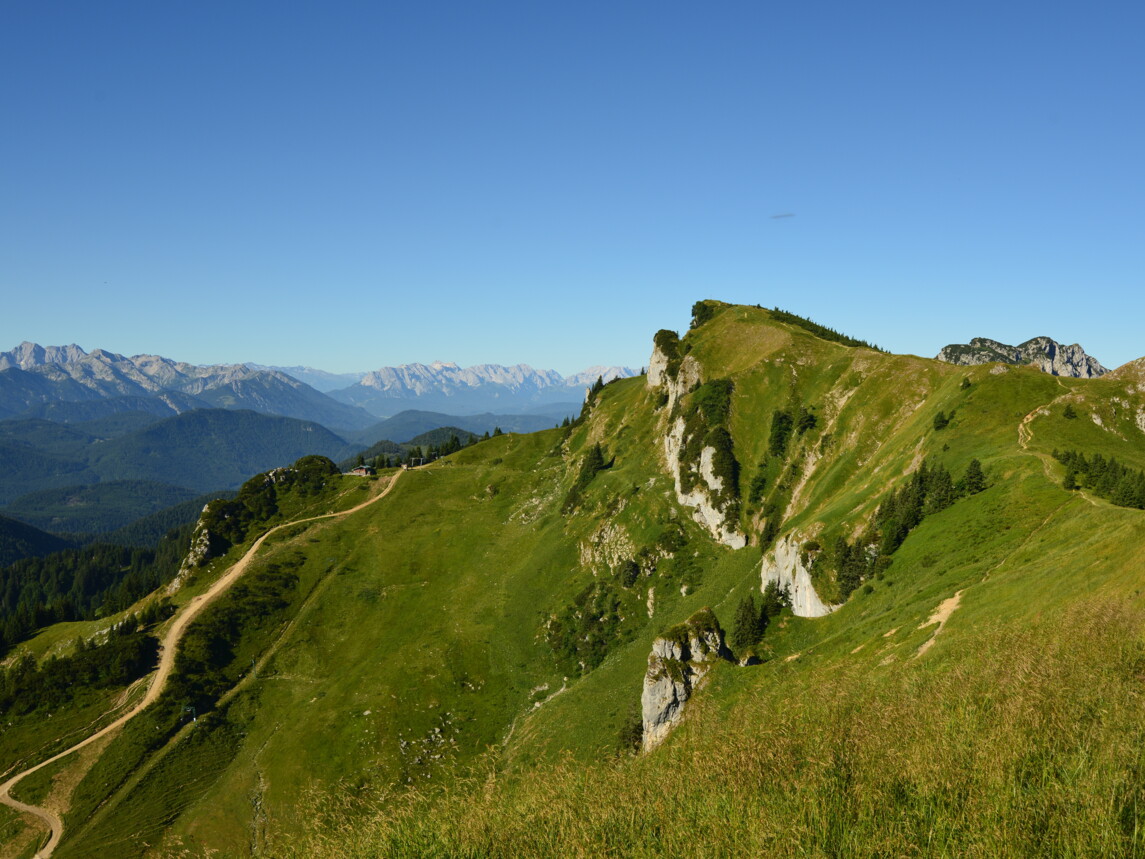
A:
0,409,359,534
0,516,72,568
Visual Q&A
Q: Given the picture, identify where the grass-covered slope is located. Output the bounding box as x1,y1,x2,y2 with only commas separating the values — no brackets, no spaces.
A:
7,303,1145,857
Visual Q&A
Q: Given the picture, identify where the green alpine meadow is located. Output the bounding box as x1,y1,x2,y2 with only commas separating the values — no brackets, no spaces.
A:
4,301,1145,858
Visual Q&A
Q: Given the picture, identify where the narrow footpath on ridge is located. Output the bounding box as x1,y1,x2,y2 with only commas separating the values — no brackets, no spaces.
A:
0,470,405,858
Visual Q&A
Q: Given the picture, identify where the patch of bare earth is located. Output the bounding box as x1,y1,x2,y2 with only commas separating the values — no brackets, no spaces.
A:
915,590,964,658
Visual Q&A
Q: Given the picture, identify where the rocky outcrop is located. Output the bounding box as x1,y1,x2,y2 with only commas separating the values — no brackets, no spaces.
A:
664,416,747,548
761,534,837,618
641,608,732,752
648,335,746,549
936,337,1107,378
165,507,224,594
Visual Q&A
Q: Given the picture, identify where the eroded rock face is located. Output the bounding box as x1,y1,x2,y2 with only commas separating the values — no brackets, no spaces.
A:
663,415,747,548
649,338,745,548
641,608,732,752
760,534,837,618
936,337,1107,378
165,507,222,594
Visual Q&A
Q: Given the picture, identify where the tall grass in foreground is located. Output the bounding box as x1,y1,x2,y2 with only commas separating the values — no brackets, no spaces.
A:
265,600,1145,858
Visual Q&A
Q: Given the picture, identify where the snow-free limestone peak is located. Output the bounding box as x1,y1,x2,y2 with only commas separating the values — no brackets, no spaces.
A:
935,336,1107,378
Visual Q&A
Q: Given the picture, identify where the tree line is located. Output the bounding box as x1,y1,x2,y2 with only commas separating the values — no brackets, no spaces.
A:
0,603,171,717
0,526,191,655
1053,449,1145,509
831,457,987,599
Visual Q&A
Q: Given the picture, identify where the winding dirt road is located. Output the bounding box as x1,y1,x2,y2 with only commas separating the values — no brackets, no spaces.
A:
0,471,403,857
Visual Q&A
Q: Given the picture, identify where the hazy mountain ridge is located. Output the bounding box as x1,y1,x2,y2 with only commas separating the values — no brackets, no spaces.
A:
330,360,638,416
245,363,365,393
0,409,357,532
0,513,74,567
0,342,376,429
352,409,570,445
935,336,1108,378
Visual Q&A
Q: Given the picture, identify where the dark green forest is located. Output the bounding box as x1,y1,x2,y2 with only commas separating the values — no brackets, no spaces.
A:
0,513,73,567
0,410,358,533
0,608,168,718
0,525,192,654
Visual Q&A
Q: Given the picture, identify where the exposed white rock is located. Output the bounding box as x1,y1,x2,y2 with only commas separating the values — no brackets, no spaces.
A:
663,417,746,549
649,338,745,548
579,520,637,570
761,534,838,618
646,343,669,388
641,609,731,752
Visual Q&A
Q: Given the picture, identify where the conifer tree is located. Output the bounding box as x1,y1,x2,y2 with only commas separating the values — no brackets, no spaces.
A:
963,458,987,494
731,594,765,652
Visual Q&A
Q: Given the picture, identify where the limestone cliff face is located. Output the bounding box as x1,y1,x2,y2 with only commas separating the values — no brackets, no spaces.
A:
936,337,1107,378
166,506,223,594
648,337,746,549
641,608,732,752
760,534,837,618
663,417,747,548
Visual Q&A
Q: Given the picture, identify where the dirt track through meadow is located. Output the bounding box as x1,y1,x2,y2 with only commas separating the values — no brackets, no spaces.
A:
0,471,403,857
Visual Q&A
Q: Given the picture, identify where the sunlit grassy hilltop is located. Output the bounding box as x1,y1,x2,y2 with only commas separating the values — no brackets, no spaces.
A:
4,302,1145,858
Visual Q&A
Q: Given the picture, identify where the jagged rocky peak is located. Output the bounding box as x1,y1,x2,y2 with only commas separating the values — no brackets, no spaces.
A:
936,336,1107,378
641,608,732,752
0,341,89,370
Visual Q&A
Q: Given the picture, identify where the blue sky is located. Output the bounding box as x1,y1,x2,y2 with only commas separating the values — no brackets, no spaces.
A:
3,2,1142,374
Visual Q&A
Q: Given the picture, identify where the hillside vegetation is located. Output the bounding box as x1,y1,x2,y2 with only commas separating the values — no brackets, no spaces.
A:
0,409,359,533
0,516,72,569
3,302,1144,858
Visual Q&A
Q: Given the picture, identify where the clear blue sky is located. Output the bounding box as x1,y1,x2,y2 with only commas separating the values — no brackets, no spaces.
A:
3,2,1142,374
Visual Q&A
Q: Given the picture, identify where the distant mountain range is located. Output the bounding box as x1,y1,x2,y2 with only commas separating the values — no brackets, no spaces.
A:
0,342,376,429
323,361,637,417
244,363,365,393
0,343,636,426
935,336,1107,378
0,343,636,541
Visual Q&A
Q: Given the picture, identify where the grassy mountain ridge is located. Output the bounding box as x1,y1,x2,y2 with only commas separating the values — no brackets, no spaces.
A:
5,303,1145,856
